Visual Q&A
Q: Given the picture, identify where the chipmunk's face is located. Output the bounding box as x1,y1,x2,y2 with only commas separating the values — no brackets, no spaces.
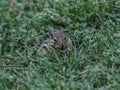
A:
49,30,68,50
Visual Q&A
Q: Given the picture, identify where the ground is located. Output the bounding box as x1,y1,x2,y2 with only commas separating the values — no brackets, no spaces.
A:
0,0,120,90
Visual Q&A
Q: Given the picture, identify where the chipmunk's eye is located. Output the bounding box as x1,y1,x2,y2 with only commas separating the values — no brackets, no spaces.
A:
53,38,57,41
54,39,56,41
64,36,67,40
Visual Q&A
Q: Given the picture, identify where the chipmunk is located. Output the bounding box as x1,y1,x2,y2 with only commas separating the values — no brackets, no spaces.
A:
38,30,72,56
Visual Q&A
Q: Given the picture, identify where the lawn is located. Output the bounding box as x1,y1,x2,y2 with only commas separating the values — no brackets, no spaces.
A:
0,0,120,90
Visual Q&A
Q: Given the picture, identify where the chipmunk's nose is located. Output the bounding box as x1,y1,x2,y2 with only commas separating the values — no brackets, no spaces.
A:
55,44,64,50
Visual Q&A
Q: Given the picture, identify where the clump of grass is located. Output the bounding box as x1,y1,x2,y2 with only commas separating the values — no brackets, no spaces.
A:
0,0,120,89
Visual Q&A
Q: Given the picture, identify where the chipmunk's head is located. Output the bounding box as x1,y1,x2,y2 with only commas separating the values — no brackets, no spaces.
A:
49,29,68,50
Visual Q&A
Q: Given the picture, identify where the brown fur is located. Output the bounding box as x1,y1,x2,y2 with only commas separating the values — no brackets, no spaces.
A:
38,30,72,56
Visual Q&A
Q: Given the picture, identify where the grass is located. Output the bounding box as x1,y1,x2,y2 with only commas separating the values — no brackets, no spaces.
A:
0,0,120,90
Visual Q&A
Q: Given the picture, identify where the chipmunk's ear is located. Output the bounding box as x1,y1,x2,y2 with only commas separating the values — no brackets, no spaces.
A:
60,28,64,33
49,31,54,38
